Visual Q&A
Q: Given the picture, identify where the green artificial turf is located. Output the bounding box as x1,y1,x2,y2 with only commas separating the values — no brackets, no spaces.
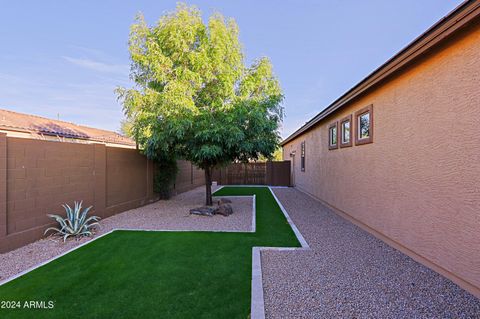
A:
0,187,299,319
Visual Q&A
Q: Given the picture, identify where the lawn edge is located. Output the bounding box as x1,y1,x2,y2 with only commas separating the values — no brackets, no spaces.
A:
268,187,309,249
0,185,308,319
250,186,310,319
0,230,116,287
0,192,255,287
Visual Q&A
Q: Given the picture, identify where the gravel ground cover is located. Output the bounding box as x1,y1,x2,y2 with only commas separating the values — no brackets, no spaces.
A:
0,186,299,319
0,185,253,282
263,188,480,318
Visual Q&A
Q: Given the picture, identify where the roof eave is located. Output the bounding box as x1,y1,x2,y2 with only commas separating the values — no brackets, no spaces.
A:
281,0,480,146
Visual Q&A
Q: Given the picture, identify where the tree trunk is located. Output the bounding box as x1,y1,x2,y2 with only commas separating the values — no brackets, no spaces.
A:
205,166,213,206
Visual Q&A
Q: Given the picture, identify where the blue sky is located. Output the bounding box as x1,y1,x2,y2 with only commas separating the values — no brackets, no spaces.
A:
0,0,462,138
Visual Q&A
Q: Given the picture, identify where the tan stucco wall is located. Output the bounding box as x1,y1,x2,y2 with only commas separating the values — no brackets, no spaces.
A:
283,23,480,296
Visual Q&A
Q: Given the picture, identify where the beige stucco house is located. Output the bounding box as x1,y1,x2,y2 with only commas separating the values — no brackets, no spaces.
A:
281,0,480,297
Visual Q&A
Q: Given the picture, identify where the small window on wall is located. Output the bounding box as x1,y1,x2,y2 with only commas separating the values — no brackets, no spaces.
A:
355,105,373,145
328,122,338,150
301,141,305,172
340,115,352,148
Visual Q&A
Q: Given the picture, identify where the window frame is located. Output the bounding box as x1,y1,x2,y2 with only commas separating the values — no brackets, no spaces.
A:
328,121,339,150
355,104,374,145
300,141,305,172
339,114,353,148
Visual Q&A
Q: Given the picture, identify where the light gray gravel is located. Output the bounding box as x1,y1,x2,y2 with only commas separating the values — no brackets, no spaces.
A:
263,187,480,319
101,186,252,232
0,186,252,282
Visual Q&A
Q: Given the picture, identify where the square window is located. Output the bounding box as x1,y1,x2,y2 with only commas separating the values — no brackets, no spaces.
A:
340,114,352,148
355,105,374,145
328,122,338,150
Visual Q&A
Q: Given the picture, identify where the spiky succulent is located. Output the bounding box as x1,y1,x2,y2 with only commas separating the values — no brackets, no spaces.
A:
44,201,100,241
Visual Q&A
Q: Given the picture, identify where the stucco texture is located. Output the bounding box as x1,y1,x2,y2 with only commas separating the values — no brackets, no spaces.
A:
283,23,480,296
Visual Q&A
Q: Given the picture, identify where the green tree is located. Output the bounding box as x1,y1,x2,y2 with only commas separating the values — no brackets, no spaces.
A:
258,147,283,162
116,3,283,205
119,118,133,137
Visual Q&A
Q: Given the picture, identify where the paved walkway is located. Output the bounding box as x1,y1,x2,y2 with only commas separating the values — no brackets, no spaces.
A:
262,188,480,318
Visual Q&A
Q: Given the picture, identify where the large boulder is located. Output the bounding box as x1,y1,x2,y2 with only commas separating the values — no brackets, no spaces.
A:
190,206,216,216
215,203,233,216
217,198,232,205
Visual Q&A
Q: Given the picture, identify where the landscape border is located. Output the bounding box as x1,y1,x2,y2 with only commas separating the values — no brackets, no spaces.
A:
250,187,310,319
0,191,255,286
0,186,309,319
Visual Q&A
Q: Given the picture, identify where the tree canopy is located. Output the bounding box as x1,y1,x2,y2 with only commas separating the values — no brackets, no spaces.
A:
117,3,284,204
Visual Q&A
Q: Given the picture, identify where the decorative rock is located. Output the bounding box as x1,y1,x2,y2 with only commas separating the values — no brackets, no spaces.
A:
218,198,232,205
215,203,233,216
189,206,215,216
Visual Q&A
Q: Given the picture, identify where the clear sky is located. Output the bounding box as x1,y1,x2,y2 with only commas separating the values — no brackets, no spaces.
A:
0,0,462,138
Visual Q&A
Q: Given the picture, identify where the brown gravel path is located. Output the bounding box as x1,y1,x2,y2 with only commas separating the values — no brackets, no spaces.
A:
262,188,480,318
0,186,252,282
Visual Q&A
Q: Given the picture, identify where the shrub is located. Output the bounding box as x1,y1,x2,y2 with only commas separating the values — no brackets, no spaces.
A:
44,201,100,241
154,156,179,199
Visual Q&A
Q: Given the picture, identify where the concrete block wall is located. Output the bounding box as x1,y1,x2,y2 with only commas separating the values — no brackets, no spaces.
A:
0,134,7,242
0,136,199,253
1,137,99,252
174,160,204,194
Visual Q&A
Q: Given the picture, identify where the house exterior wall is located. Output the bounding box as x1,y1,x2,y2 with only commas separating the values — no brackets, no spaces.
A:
0,135,203,253
282,23,480,296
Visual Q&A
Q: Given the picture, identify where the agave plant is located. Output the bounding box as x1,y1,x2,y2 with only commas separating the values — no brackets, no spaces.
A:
44,201,100,241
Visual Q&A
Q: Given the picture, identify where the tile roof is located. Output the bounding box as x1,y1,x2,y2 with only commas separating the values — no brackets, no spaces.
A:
0,108,135,146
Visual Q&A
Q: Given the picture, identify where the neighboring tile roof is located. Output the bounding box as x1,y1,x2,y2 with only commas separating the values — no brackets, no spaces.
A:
0,108,135,146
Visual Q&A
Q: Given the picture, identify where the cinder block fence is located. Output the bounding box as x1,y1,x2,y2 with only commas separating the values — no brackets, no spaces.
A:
0,133,203,253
